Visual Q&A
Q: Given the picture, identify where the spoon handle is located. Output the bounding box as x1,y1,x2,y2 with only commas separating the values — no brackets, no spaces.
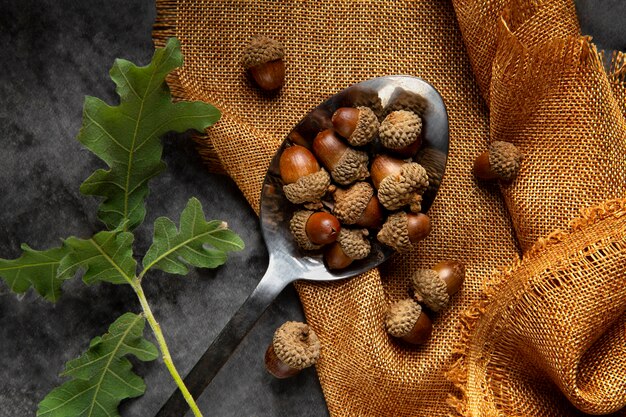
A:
156,259,290,417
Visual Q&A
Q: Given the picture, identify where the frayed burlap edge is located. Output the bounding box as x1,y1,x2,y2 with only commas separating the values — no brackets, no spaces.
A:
446,198,626,417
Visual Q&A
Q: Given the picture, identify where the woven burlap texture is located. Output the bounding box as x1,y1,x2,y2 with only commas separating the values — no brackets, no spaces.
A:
153,0,626,416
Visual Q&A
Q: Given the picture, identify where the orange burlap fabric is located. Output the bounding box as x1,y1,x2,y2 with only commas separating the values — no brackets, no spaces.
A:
153,1,626,415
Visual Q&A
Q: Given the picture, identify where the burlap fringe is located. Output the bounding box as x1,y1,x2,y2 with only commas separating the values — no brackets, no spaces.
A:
153,0,226,174
445,198,626,417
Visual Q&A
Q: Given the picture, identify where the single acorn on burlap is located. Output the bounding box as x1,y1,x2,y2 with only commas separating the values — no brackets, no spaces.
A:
411,260,466,312
384,298,433,345
473,140,523,181
242,36,285,91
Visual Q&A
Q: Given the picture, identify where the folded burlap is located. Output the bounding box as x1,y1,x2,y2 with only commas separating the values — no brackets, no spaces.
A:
153,1,625,415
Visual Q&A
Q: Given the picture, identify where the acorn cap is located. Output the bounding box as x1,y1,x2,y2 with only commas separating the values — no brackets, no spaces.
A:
331,147,370,185
377,212,412,252
272,322,320,370
385,299,423,338
348,107,380,146
489,141,523,181
411,269,449,312
333,182,374,224
384,88,428,116
379,110,422,149
377,162,428,212
290,210,323,250
283,169,331,204
337,228,371,260
242,36,285,69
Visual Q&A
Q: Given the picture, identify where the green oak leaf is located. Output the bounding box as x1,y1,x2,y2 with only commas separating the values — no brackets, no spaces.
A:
58,230,136,285
142,197,244,275
0,244,68,302
37,312,158,417
78,37,220,231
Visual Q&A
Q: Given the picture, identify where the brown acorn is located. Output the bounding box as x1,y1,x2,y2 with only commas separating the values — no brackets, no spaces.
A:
473,141,523,181
324,228,371,270
313,129,369,185
332,182,384,229
331,106,379,146
280,145,330,204
242,36,285,91
379,110,422,150
265,322,320,378
370,155,428,213
384,298,433,345
377,212,431,252
412,261,466,312
290,210,340,250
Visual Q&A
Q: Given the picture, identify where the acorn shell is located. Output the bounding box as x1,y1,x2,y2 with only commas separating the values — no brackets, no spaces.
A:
333,182,374,225
412,268,450,312
377,212,412,252
385,298,423,338
489,141,523,181
289,210,323,250
377,162,428,212
336,228,371,260
379,110,422,150
332,147,370,185
242,36,285,69
283,169,331,204
272,322,320,370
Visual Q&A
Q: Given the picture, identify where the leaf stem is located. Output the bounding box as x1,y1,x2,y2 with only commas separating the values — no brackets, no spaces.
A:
131,278,203,417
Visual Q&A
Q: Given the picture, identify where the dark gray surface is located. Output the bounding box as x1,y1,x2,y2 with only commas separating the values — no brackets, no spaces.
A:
0,1,623,417
0,1,326,417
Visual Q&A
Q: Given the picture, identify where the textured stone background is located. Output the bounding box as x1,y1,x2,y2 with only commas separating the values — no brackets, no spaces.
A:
0,1,623,416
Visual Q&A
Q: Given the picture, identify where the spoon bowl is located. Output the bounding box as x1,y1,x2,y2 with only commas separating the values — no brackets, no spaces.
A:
157,75,448,416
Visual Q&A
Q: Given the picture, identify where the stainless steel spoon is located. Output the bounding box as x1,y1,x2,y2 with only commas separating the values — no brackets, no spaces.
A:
157,75,449,416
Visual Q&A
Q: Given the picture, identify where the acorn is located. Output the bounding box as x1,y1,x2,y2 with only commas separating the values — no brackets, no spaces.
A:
371,155,428,213
332,182,384,229
377,212,431,252
473,141,523,181
412,261,466,312
331,106,379,146
290,210,341,250
379,110,422,151
280,145,331,204
313,129,369,185
324,228,371,270
265,321,320,379
384,298,433,345
242,36,285,91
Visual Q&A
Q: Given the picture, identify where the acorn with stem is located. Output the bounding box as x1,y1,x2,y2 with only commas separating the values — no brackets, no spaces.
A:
371,154,428,213
265,322,320,378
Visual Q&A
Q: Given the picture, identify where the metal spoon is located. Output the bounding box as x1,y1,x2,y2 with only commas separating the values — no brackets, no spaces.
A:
157,75,449,416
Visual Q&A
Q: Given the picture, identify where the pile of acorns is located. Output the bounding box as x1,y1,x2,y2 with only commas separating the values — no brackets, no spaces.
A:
281,105,433,269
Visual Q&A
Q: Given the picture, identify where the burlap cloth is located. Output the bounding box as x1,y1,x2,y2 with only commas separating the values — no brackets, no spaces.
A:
153,1,626,415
